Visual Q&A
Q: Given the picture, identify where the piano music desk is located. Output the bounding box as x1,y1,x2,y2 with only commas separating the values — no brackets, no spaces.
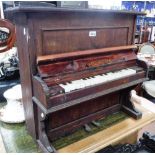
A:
58,102,155,153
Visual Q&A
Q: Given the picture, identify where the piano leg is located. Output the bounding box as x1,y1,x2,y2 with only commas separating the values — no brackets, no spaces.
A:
120,87,142,119
37,107,56,153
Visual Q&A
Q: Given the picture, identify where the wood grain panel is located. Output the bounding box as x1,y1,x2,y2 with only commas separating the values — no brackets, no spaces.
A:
42,27,129,54
37,50,135,78
48,93,119,129
30,11,135,58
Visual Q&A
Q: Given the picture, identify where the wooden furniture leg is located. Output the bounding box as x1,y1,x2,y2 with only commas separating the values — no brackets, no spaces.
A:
120,88,142,119
37,107,56,153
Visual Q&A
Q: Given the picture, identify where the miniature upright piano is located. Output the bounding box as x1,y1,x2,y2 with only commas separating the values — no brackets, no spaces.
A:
6,5,148,152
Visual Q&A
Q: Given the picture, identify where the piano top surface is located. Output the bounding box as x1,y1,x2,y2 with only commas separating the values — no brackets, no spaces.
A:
5,6,146,15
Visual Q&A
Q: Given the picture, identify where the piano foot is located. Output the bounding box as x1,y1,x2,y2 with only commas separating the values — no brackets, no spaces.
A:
37,128,56,152
37,108,56,153
120,88,142,120
91,120,101,127
121,105,142,119
84,124,92,132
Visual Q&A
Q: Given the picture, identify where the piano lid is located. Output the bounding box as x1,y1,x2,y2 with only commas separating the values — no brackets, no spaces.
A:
5,5,146,16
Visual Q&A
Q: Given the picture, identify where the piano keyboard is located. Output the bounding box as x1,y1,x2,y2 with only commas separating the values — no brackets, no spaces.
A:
59,68,137,93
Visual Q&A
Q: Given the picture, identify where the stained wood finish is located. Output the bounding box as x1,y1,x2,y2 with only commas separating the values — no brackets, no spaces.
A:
6,6,147,152
37,47,136,78
37,45,137,64
44,60,137,86
48,104,121,141
49,93,120,129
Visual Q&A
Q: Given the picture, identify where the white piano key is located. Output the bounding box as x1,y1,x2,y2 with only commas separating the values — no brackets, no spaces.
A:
83,79,90,87
59,68,138,92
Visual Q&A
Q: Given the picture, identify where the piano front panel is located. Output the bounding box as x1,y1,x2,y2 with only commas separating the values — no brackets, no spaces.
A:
47,92,120,140
49,92,119,128
31,11,136,58
42,27,129,54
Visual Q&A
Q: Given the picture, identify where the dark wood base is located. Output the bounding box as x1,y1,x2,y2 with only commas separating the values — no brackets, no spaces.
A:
48,104,121,141
37,140,55,153
34,87,143,152
122,105,142,119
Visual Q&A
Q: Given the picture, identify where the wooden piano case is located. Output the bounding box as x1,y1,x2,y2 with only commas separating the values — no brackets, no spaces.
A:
5,6,147,152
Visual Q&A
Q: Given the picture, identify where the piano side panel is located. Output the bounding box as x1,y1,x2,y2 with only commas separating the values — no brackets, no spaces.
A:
32,76,50,108
15,16,37,138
